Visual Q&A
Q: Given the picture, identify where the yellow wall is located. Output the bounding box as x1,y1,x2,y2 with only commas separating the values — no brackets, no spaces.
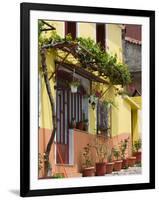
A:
107,24,123,62
46,21,64,37
39,49,56,129
88,103,97,134
78,23,96,41
39,21,141,142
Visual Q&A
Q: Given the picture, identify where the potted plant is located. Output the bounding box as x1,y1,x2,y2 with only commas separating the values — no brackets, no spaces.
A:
76,120,84,130
69,117,76,129
127,156,136,167
82,144,95,177
83,112,89,131
69,78,80,93
106,149,114,174
83,119,89,131
92,138,107,176
113,147,123,171
120,138,129,169
133,139,142,164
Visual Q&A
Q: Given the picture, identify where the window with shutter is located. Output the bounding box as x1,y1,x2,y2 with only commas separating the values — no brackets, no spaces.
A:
65,22,76,40
97,101,111,137
96,23,106,50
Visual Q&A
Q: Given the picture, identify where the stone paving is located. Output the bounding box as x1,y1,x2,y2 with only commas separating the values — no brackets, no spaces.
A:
105,166,142,176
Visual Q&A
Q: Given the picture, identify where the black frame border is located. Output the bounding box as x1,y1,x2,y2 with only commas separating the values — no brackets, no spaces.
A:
20,2,155,197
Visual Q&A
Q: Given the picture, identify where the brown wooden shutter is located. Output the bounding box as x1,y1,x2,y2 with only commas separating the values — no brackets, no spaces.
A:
96,23,105,50
65,22,76,40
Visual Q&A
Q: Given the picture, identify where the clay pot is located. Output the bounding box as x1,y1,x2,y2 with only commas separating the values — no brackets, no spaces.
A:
133,152,141,164
113,160,123,171
82,167,95,177
122,158,129,169
96,162,106,176
128,156,136,167
106,162,114,174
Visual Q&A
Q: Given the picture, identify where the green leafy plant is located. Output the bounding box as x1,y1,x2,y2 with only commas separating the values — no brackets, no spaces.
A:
69,79,80,87
107,148,113,163
133,139,142,152
119,138,129,159
52,173,65,178
92,138,107,163
82,144,93,168
76,37,131,85
113,147,120,161
38,153,43,171
38,23,131,86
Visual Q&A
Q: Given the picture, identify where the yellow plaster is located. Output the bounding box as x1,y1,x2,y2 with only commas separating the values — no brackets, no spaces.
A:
78,23,96,41
107,24,123,62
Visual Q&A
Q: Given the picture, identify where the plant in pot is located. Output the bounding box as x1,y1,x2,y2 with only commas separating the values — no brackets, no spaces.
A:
83,119,89,131
119,138,129,169
69,78,80,93
69,117,76,129
127,156,136,167
82,144,95,177
76,121,84,130
133,138,142,164
83,112,89,131
92,138,107,176
106,149,114,174
113,147,123,171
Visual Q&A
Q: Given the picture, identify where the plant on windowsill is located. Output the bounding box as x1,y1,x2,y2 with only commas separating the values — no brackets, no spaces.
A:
69,117,76,129
76,121,84,130
91,137,107,176
113,147,123,171
106,148,114,174
119,138,129,169
82,144,95,177
83,112,89,131
133,138,142,164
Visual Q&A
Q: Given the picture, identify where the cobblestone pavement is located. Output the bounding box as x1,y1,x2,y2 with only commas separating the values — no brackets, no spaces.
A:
105,166,142,176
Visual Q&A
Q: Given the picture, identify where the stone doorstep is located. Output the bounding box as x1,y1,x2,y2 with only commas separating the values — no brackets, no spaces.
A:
55,164,78,174
66,172,82,178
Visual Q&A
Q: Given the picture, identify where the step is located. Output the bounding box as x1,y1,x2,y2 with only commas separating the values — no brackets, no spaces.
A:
67,172,82,178
55,164,78,174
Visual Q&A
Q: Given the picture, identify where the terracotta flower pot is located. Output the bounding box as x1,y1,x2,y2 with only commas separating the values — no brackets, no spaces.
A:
82,167,95,177
128,156,136,167
96,162,106,176
106,162,114,174
122,158,129,169
133,152,141,164
113,160,123,171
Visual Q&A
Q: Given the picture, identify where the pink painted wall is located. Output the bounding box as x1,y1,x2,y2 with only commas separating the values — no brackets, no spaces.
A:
39,128,132,177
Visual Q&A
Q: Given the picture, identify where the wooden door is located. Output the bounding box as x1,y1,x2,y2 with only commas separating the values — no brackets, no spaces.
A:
56,89,82,164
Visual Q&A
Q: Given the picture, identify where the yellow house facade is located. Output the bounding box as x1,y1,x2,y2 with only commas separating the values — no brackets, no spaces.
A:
38,21,141,178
